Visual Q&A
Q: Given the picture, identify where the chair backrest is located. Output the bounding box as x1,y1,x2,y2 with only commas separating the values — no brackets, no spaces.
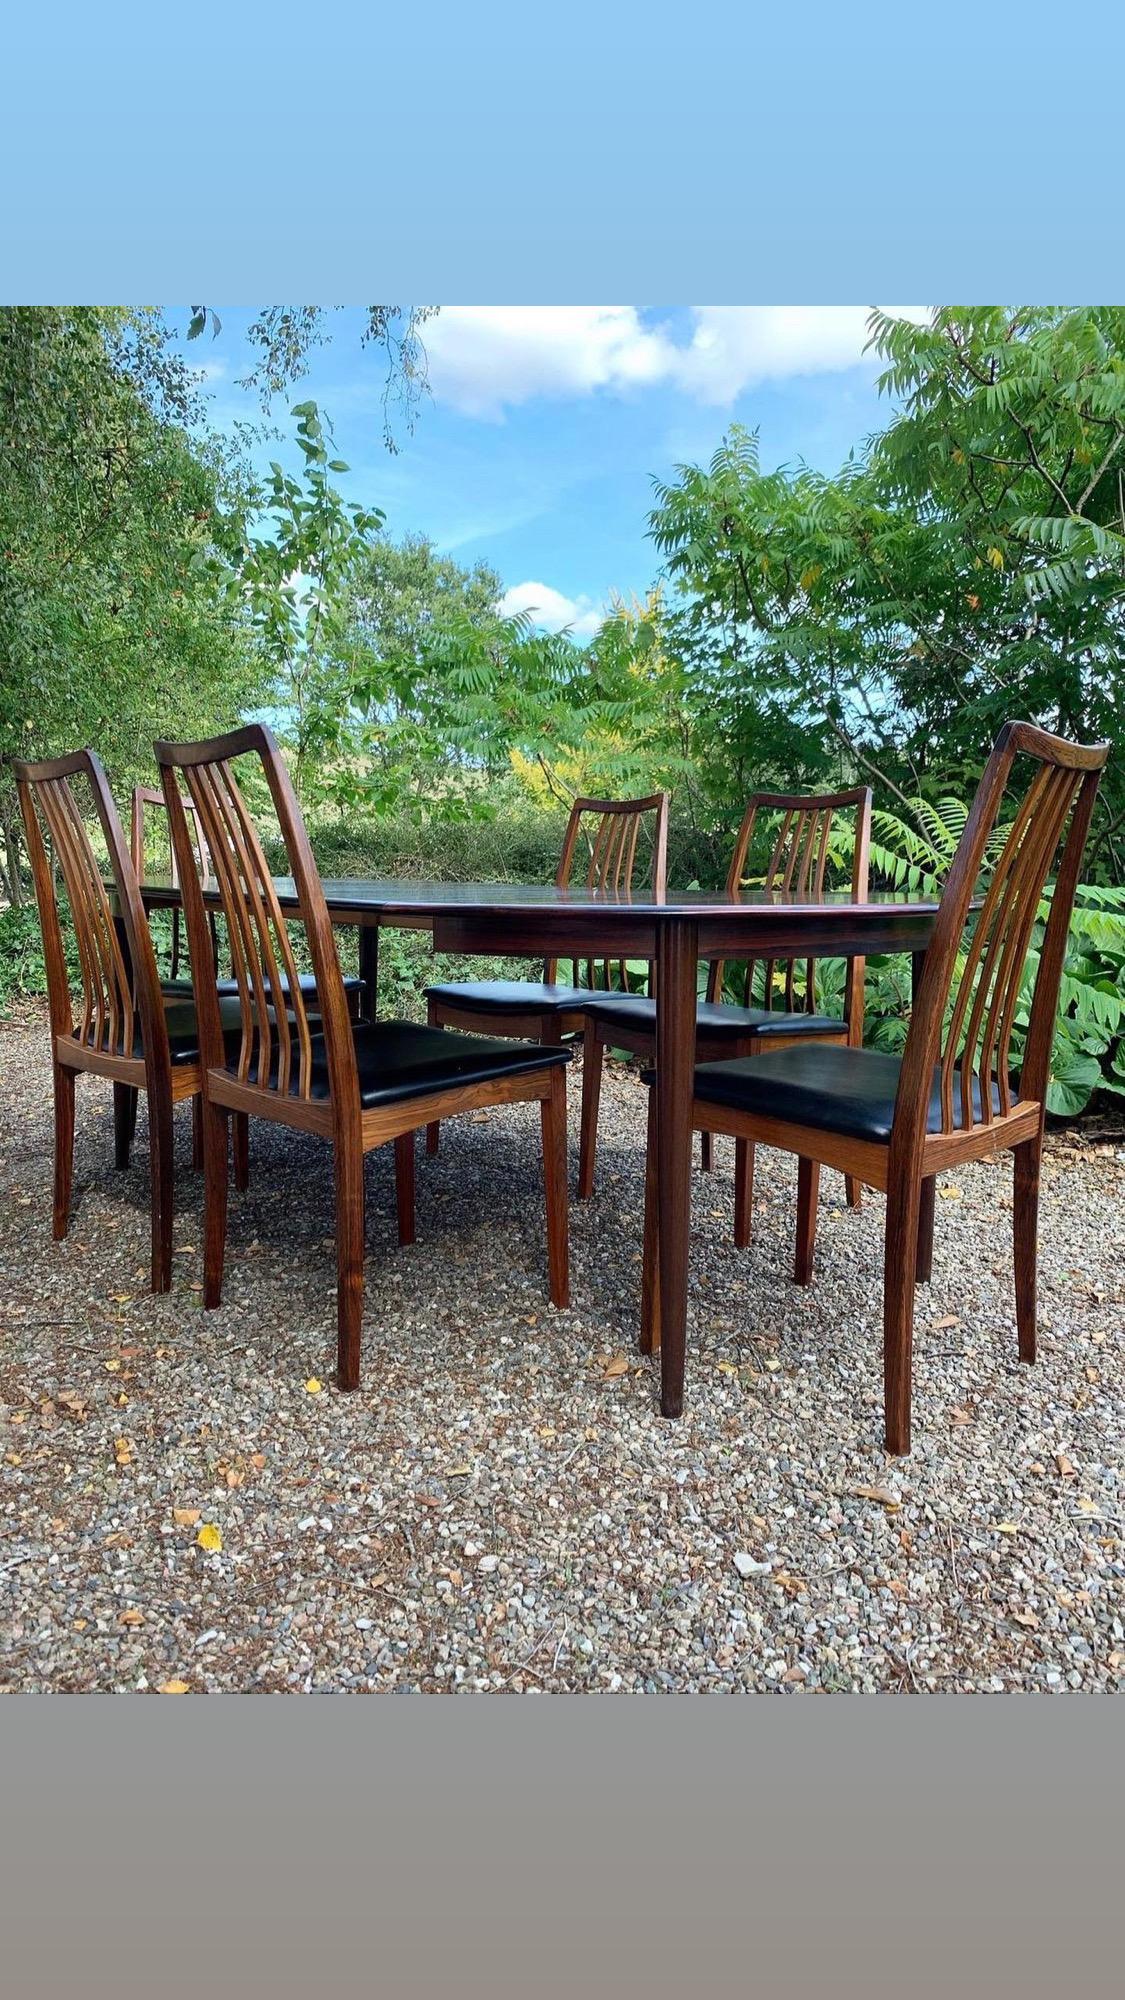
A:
154,725,358,1109
130,784,215,889
707,787,872,1021
15,750,167,1069
131,783,217,980
895,722,1109,1149
546,791,669,990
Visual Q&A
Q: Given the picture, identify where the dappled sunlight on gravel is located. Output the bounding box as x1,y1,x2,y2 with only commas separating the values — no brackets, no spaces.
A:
2,1007,1122,1692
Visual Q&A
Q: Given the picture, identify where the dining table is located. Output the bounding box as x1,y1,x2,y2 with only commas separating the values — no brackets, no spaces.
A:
137,875,945,1416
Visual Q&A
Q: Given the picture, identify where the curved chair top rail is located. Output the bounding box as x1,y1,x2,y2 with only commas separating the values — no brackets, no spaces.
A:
893,721,1110,1154
14,748,169,1072
154,724,358,1110
709,785,873,1016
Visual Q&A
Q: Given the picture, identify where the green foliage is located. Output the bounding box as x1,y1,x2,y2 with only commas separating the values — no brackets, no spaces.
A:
235,401,383,803
0,306,265,904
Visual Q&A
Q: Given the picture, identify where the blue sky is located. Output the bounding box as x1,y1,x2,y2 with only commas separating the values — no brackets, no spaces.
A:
182,306,925,635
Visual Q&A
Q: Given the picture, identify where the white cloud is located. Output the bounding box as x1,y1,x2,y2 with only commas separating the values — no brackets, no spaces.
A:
424,306,931,417
498,579,603,639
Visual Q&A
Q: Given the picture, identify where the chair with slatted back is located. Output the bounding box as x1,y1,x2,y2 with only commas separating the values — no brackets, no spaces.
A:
578,788,871,1236
156,724,573,1391
15,751,234,1292
423,791,669,1156
131,784,365,1022
640,724,1109,1454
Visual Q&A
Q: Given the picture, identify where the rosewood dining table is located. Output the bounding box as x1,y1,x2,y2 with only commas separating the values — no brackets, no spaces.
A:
137,876,944,1417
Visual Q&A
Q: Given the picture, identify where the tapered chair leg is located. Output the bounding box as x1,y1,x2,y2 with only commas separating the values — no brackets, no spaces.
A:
795,1157,820,1285
52,1062,75,1242
1013,1137,1041,1363
577,1022,604,1198
640,1087,660,1354
232,1111,250,1192
202,1101,229,1309
114,1082,137,1169
191,1091,204,1170
845,1174,862,1210
700,1130,714,1173
335,1132,366,1390
734,1138,755,1249
916,1177,936,1283
426,999,441,1156
395,1132,416,1247
147,1086,174,1294
541,1067,570,1308
883,1175,922,1455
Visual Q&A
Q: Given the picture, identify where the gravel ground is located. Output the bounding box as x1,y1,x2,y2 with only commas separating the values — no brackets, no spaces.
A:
1,1003,1122,1693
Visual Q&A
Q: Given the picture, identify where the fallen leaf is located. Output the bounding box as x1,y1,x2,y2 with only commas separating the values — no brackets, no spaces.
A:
932,1314,961,1331
850,1484,900,1511
995,1522,1020,1535
173,1508,201,1527
447,1463,472,1477
249,1452,266,1471
1010,1610,1039,1630
158,1679,190,1695
196,1523,222,1553
1075,1496,1099,1515
1055,1452,1076,1480
118,1608,144,1627
602,1353,629,1379
950,1407,972,1427
224,1469,245,1488
113,1437,134,1466
938,1185,963,1202
304,1377,323,1395
537,1428,557,1442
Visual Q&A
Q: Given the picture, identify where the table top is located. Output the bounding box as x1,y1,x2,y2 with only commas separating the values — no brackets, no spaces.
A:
137,872,942,923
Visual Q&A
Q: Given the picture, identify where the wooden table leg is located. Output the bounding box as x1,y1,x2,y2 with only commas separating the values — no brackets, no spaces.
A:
655,917,698,1419
359,922,379,1024
911,947,936,1280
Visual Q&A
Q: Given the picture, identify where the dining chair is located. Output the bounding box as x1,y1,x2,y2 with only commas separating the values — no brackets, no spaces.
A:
640,723,1109,1454
155,723,572,1391
579,788,872,1237
14,749,237,1292
424,790,669,1155
131,784,366,1021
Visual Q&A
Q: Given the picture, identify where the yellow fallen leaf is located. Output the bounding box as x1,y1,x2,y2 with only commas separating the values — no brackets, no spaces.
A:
305,1378,323,1395
196,1523,222,1553
173,1507,201,1527
114,1437,133,1466
1076,1496,1099,1515
118,1608,144,1627
104,1358,121,1373
716,1360,737,1376
938,1185,962,1202
996,1522,1020,1535
158,1679,190,1695
447,1463,472,1477
537,1428,557,1441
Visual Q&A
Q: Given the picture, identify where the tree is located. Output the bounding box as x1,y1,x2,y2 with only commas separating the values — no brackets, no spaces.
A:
234,401,384,804
649,309,1125,865
188,306,438,452
0,307,263,903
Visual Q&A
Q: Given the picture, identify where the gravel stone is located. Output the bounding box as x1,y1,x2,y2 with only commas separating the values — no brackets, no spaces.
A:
1,1002,1122,1692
